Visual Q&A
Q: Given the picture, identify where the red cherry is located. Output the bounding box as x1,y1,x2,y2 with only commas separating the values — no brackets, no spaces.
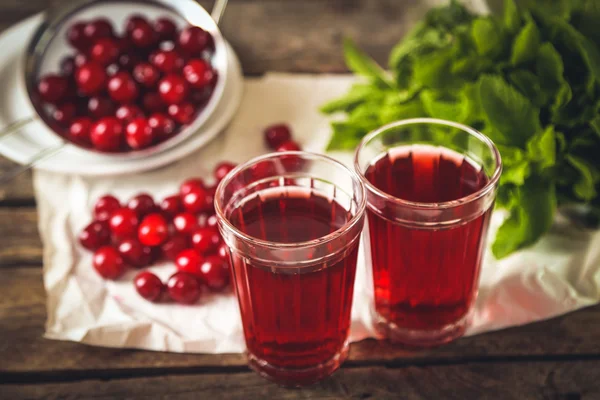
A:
158,75,189,104
189,87,212,105
175,249,203,277
178,26,210,54
74,53,88,68
93,246,126,280
109,207,139,239
141,92,165,112
108,71,139,103
154,18,178,41
182,187,209,213
67,22,90,51
60,56,76,76
276,140,301,152
264,124,292,149
69,117,93,144
38,75,69,104
214,161,236,182
90,117,123,152
130,20,157,48
199,255,230,291
138,213,169,246
161,235,189,261
167,271,202,304
90,38,120,66
52,103,77,126
79,220,111,250
133,62,160,88
88,96,116,119
216,241,229,260
173,212,199,235
159,195,182,217
84,18,114,42
127,193,156,218
76,62,107,95
126,117,154,149
168,102,196,124
183,59,214,89
151,50,184,73
118,52,143,71
180,178,205,196
191,227,220,255
125,15,148,34
203,185,216,214
205,213,218,230
250,160,276,181
115,104,143,123
134,271,164,302
94,195,121,221
118,238,153,267
148,113,176,139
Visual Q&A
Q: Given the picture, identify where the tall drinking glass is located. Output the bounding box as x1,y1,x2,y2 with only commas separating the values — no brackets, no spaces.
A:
215,151,366,386
354,118,502,347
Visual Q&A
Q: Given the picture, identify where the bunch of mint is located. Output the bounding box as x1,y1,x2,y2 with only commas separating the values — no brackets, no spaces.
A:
321,0,600,258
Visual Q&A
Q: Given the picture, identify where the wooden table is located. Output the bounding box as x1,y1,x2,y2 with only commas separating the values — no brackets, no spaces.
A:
1,1,599,398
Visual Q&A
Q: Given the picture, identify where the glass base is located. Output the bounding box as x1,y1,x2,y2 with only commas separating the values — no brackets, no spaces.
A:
373,309,471,348
247,343,349,387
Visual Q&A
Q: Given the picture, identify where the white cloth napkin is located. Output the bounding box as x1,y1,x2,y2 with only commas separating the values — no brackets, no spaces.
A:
35,74,600,353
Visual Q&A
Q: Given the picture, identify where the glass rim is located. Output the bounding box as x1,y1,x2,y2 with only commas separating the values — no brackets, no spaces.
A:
214,150,367,249
354,118,503,210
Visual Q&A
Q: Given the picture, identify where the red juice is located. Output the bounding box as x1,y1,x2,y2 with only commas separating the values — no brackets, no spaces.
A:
228,187,358,374
364,145,492,332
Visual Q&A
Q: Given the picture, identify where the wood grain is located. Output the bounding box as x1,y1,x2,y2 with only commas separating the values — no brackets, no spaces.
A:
2,362,597,399
0,208,41,265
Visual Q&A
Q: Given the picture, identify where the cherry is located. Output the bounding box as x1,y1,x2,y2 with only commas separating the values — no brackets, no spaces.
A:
76,62,107,95
125,15,148,34
178,26,211,55
67,22,90,51
142,92,165,112
158,74,189,104
216,241,229,260
148,113,176,139
161,234,189,261
154,18,178,41
167,271,202,304
90,38,120,65
203,185,216,214
190,87,212,104
276,140,301,152
151,50,184,73
127,193,156,218
214,161,236,182
175,249,203,277
109,207,139,239
93,246,126,280
183,59,214,89
126,117,154,149
84,18,114,42
38,75,69,104
130,20,157,48
115,104,143,123
69,117,93,144
180,178,205,196
205,213,218,230
74,53,88,68
199,255,230,291
119,52,143,71
90,117,123,152
118,238,153,267
79,220,111,250
173,212,199,235
134,271,164,302
94,195,121,221
52,103,76,126
133,62,160,88
159,195,182,217
88,96,116,119
250,160,276,181
191,227,220,255
138,213,169,246
60,56,76,76
182,186,209,213
264,124,292,149
168,102,196,124
108,71,139,103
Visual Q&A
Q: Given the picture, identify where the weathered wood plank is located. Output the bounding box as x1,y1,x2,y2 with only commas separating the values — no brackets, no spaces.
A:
2,362,597,399
0,208,41,265
2,267,600,377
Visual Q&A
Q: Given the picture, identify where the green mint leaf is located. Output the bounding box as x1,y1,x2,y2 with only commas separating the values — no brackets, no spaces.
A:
419,90,465,122
566,155,598,201
326,122,368,151
526,126,556,170
412,48,455,89
500,161,531,186
477,75,541,148
343,38,394,89
424,0,474,32
571,0,600,45
320,84,380,115
508,70,548,107
503,0,521,34
471,17,504,58
590,115,600,137
510,20,541,66
379,99,425,125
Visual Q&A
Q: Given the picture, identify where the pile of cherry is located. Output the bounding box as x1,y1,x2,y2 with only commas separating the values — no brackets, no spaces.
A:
36,14,217,153
78,123,300,305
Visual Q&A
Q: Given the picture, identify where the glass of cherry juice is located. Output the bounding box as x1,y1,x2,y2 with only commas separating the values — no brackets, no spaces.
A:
354,118,502,347
215,151,366,386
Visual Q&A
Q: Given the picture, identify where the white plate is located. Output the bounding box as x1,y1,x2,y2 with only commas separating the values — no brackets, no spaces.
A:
0,13,243,176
